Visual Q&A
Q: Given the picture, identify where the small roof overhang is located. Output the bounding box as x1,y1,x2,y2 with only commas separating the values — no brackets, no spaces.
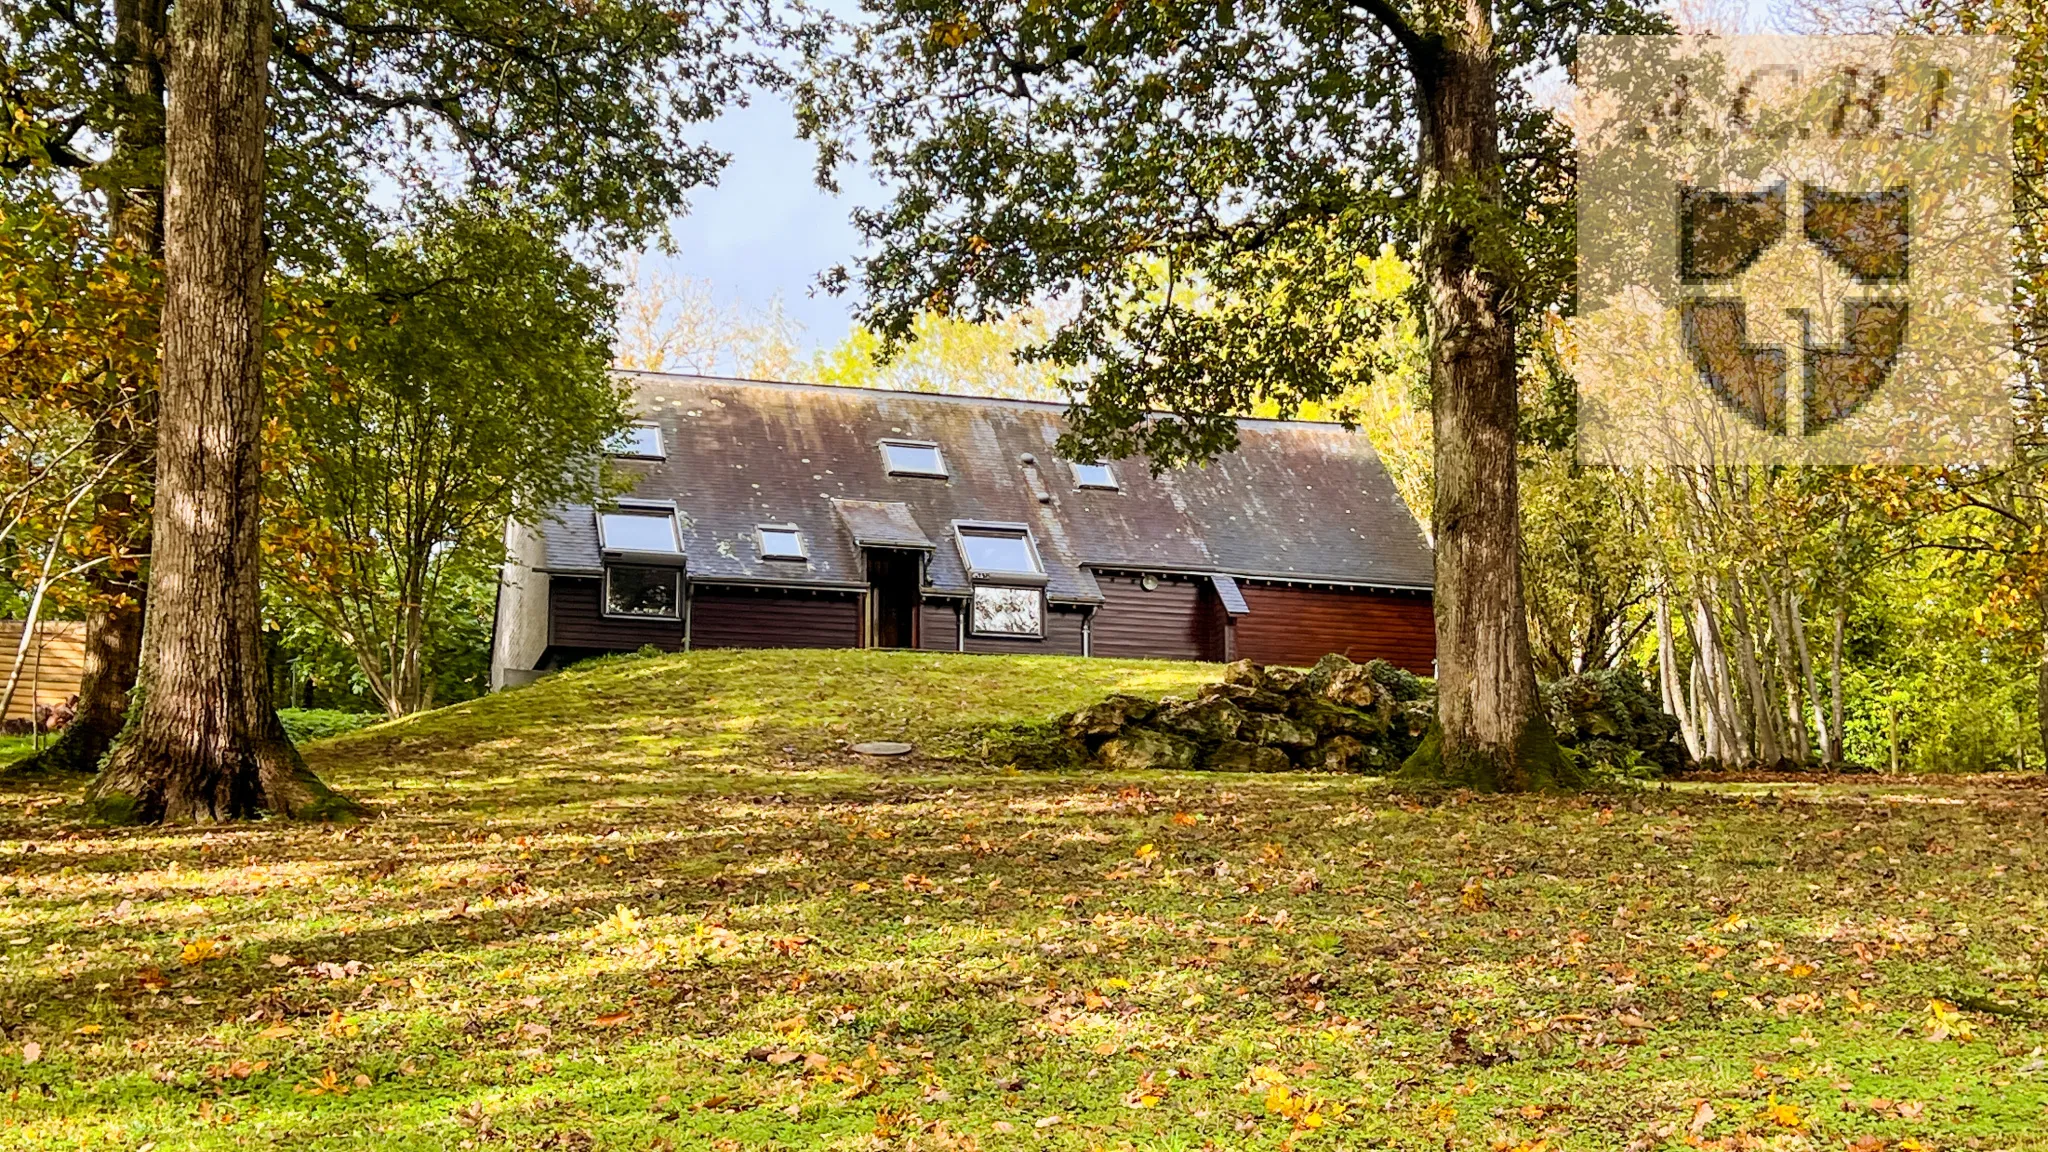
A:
831,498,935,551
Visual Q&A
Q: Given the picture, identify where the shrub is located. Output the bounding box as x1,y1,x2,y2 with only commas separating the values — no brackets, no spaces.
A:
280,708,384,744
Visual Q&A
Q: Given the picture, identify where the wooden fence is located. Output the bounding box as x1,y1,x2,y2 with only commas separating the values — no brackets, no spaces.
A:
0,621,87,722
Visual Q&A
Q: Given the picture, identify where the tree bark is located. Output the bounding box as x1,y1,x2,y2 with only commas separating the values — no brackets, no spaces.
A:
1828,604,1847,765
1394,0,1576,792
88,0,355,822
16,0,167,776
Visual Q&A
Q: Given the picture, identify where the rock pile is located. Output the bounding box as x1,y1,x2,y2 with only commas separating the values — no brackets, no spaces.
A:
1542,667,1684,774
1056,654,1431,773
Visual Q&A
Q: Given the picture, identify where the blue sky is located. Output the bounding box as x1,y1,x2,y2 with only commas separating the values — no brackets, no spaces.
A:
636,91,877,355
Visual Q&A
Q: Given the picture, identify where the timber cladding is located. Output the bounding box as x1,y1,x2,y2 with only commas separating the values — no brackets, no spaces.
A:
549,577,686,651
1091,573,1217,661
1232,582,1435,673
0,621,87,721
688,586,861,650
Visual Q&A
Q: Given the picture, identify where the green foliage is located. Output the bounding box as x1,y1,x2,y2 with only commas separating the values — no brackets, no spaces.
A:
277,709,383,745
809,308,1068,401
264,201,627,716
4,0,783,258
802,0,1662,466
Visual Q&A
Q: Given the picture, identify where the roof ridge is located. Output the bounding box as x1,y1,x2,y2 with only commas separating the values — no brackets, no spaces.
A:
614,369,1366,432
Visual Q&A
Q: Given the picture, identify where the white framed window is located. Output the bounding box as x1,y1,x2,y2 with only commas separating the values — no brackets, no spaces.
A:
597,505,682,555
881,439,947,477
1070,461,1118,490
756,524,806,561
608,422,665,459
971,586,1043,637
954,524,1043,579
605,566,680,619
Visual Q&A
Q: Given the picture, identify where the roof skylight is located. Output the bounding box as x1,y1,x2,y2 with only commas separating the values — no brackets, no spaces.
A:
881,440,947,477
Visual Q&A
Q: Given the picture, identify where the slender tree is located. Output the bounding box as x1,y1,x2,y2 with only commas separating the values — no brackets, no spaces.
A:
805,0,1662,789
266,204,626,717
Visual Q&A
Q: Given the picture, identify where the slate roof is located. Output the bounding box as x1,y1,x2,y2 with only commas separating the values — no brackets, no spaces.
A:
537,373,1433,602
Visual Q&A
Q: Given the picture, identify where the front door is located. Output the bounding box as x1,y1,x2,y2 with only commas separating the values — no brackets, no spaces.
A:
867,549,921,648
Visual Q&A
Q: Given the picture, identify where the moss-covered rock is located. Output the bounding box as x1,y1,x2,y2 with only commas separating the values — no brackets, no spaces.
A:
1205,741,1293,773
1543,667,1684,773
1154,696,1246,743
1098,729,1200,772
1307,735,1368,773
1242,713,1317,751
1063,694,1159,742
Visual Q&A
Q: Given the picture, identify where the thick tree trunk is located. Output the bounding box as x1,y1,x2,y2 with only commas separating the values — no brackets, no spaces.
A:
1394,1,1576,792
18,0,166,776
89,0,355,822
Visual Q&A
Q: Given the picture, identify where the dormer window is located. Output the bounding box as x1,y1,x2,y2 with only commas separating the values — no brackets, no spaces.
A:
597,503,682,557
954,524,1043,580
609,422,665,460
881,439,947,477
1070,461,1118,490
756,524,807,561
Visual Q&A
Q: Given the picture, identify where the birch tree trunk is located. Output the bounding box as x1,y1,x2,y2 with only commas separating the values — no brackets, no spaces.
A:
1657,590,1703,760
1791,593,1829,764
88,0,355,822
1396,0,1575,792
1829,604,1847,765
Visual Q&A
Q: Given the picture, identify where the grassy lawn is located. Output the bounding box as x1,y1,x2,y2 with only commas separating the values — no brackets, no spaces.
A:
0,736,38,769
0,649,2044,1150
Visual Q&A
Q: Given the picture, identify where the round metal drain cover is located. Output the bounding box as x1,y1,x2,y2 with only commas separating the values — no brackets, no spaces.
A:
850,741,914,757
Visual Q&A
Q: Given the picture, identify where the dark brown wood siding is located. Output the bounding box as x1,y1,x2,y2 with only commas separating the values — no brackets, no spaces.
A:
688,586,862,650
550,577,686,652
1090,573,1220,660
964,603,1087,655
918,601,961,651
1233,583,1435,673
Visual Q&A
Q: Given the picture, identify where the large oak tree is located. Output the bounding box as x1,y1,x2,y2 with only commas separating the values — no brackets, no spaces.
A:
804,0,1659,789
5,0,780,815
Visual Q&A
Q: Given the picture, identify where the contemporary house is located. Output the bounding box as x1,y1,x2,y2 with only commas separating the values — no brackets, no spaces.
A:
488,373,1435,688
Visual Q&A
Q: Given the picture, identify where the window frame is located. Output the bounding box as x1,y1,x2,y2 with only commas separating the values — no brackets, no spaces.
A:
951,521,1049,585
755,523,808,562
608,421,666,460
596,501,684,560
880,438,949,478
602,564,682,620
969,585,1046,638
1070,460,1119,490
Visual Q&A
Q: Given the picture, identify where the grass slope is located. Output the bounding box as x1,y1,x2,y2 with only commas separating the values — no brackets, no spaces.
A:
0,649,2044,1151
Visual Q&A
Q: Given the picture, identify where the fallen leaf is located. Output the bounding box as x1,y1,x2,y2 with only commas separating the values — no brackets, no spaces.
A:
1034,1115,1062,1129
257,1024,297,1040
20,1041,39,1065
1688,1100,1715,1136
592,1011,632,1027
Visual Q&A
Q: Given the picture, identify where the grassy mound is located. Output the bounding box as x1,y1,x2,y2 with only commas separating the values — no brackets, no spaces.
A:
0,650,2042,1150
